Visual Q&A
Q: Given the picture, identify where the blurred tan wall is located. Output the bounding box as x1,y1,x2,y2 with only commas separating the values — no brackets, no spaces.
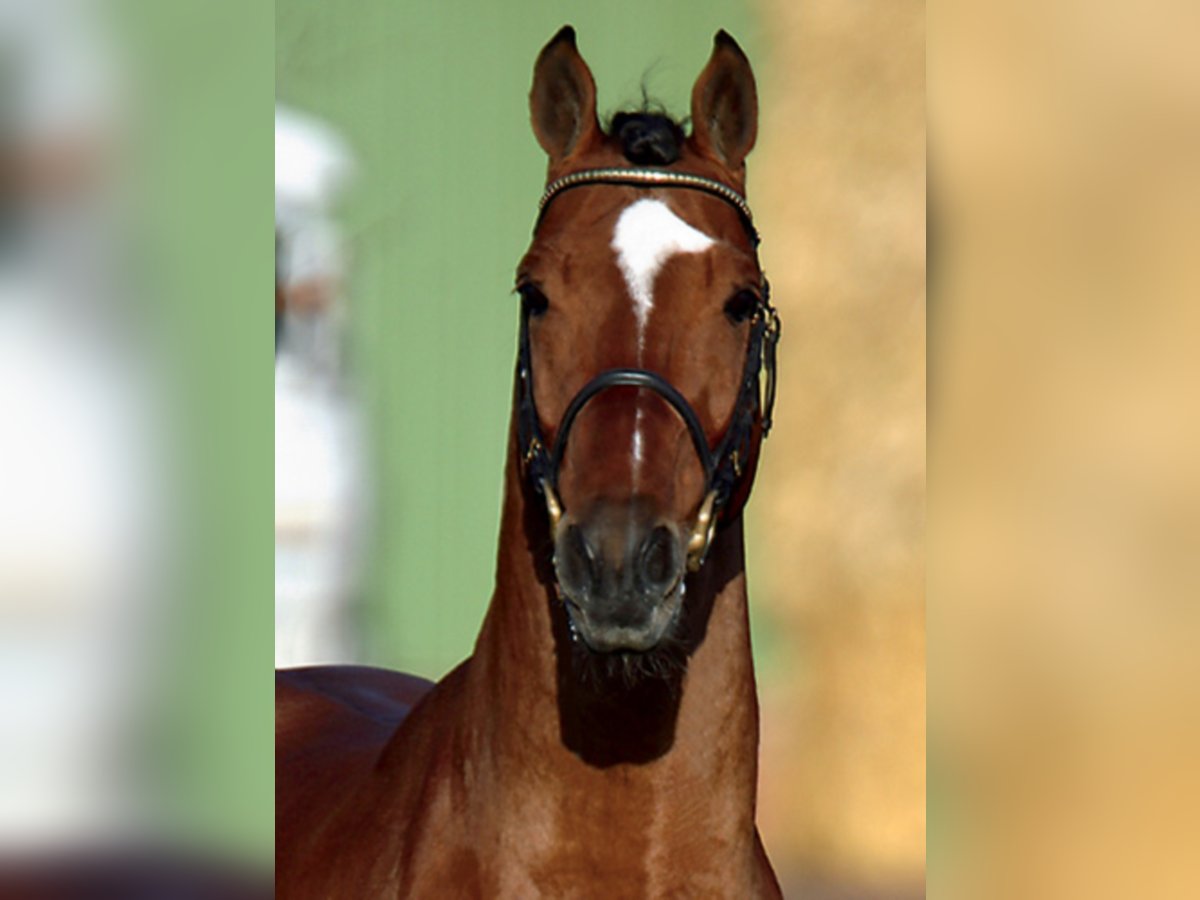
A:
750,1,926,891
931,2,1200,897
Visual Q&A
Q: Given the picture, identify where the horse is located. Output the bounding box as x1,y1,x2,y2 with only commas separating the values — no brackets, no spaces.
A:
277,26,782,898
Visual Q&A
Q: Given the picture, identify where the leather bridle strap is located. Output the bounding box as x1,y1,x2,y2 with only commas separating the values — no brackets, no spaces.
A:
552,370,715,486
537,167,760,247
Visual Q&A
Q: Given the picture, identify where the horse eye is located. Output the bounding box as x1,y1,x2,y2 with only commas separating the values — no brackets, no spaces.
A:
518,283,549,317
724,289,759,324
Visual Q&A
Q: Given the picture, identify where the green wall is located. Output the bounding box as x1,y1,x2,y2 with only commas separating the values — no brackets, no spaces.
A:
277,2,760,679
116,0,274,865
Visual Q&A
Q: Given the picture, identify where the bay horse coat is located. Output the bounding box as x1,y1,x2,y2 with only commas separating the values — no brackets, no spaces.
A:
277,27,782,898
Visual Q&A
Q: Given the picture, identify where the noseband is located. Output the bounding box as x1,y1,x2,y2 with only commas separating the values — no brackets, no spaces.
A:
517,167,781,571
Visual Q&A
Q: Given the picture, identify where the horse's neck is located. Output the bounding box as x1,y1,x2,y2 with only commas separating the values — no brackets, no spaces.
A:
459,436,762,867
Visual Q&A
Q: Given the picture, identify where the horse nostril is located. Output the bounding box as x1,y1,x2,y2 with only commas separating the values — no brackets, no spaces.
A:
558,523,599,594
638,525,680,590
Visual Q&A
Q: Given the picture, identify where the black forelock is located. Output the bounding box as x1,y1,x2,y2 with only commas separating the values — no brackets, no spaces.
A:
608,110,685,167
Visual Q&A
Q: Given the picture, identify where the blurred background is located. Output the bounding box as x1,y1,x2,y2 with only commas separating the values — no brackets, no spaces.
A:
276,2,926,897
10,0,1200,896
0,0,271,891
931,2,1200,897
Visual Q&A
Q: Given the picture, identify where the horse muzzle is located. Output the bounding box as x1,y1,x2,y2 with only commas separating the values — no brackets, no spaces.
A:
553,500,686,653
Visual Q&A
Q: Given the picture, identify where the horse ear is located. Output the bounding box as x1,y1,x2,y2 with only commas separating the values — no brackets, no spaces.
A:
530,26,601,162
690,31,758,170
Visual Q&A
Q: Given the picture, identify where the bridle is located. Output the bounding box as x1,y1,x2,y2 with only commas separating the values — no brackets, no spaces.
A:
517,167,781,572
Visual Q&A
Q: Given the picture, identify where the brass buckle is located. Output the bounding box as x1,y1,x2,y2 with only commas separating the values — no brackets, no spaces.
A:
524,436,544,466
685,490,719,572
541,479,563,531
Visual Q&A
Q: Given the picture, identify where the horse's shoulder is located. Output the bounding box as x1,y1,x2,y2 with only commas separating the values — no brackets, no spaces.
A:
275,665,437,840
276,664,435,739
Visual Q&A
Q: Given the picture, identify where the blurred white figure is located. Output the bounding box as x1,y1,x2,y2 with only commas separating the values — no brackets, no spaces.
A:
275,106,367,667
0,283,164,847
0,0,168,848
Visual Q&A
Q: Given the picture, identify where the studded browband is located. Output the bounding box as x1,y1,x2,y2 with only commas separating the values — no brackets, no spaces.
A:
537,167,759,247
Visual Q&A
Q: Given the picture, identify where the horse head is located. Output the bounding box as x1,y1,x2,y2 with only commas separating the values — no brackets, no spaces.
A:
516,27,778,660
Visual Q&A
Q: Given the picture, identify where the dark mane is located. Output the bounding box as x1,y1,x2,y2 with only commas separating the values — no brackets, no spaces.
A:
608,108,685,166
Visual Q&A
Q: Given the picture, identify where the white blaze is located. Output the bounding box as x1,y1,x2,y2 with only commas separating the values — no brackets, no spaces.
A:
611,198,715,352
610,198,714,485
